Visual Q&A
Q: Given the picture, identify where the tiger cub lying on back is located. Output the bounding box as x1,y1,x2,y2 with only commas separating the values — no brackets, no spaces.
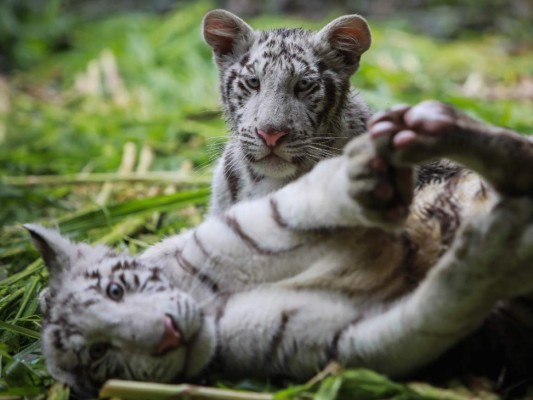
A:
28,101,533,397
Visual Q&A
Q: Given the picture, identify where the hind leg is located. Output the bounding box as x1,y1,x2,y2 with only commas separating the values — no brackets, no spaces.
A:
369,101,533,196
367,101,533,380
336,195,533,377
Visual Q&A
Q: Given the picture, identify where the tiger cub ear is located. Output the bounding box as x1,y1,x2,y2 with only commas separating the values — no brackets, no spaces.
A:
316,14,372,74
203,9,255,67
24,224,80,288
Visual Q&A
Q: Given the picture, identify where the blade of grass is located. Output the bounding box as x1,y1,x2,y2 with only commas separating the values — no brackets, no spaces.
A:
57,188,210,234
0,288,26,313
0,260,44,287
13,276,40,321
0,321,40,340
1,172,211,187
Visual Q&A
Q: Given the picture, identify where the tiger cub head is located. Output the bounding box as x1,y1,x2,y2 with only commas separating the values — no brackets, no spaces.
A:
25,224,216,397
203,10,372,180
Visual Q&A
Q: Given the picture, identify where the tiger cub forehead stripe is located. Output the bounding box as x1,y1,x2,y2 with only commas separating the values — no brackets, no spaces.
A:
111,259,139,272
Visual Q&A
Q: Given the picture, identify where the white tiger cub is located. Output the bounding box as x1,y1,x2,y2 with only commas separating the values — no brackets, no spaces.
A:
28,101,533,398
203,10,372,214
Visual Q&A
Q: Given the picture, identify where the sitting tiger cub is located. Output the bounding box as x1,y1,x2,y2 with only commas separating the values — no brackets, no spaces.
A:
27,101,533,397
203,10,372,214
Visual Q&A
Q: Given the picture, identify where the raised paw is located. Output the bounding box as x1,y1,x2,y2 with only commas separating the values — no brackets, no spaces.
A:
368,101,467,166
448,197,533,299
369,101,533,196
343,135,414,229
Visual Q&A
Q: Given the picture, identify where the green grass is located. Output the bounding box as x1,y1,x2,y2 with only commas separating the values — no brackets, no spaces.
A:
1,2,532,399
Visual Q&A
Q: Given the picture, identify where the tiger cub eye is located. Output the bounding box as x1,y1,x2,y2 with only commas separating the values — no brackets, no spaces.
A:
245,77,260,90
89,342,109,360
106,282,124,301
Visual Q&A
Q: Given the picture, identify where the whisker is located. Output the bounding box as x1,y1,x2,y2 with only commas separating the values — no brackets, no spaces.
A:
309,143,344,151
306,146,339,158
306,135,351,140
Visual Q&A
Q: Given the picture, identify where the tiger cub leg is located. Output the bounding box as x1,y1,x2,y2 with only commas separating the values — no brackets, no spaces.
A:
337,197,533,377
273,133,417,231
368,100,533,196
363,101,533,380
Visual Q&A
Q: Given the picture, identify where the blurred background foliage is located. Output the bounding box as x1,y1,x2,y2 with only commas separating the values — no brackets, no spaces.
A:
0,0,532,398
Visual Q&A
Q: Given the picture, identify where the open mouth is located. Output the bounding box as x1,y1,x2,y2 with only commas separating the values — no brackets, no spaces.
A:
152,314,183,356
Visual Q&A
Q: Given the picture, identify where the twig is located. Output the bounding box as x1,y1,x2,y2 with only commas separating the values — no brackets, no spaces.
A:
99,380,274,400
1,172,211,187
305,361,342,387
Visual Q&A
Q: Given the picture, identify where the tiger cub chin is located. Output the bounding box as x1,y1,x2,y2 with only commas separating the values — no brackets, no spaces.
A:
203,9,372,214
28,101,533,397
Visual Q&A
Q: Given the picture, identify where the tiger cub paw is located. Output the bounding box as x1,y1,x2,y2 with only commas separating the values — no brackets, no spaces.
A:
369,101,463,165
449,197,533,299
344,135,414,229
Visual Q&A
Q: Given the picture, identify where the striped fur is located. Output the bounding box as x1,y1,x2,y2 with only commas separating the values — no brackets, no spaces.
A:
203,10,372,214
30,102,533,396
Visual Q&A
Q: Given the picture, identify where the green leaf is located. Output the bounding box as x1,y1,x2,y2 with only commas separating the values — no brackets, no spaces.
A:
0,321,40,340
314,376,343,400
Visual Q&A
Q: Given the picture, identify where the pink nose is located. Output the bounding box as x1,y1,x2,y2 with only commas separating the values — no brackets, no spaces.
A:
257,129,289,147
154,315,181,356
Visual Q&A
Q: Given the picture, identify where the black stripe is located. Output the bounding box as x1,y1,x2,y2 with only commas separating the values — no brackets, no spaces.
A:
84,270,101,280
52,328,65,350
81,299,98,308
224,214,273,255
192,231,221,267
175,250,219,293
239,53,250,66
327,316,363,361
118,273,131,291
246,163,264,182
223,147,240,203
223,70,237,102
316,75,337,126
416,160,463,188
111,260,137,272
317,60,327,73
133,273,140,289
265,310,296,365
270,197,288,228
237,80,251,95
305,111,318,129
305,84,321,99
149,267,162,282
422,176,462,252
336,81,350,116
289,53,310,68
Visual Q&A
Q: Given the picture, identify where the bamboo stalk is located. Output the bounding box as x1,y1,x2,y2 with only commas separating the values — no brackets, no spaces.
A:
95,216,147,245
99,380,274,400
97,141,137,206
1,172,211,187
